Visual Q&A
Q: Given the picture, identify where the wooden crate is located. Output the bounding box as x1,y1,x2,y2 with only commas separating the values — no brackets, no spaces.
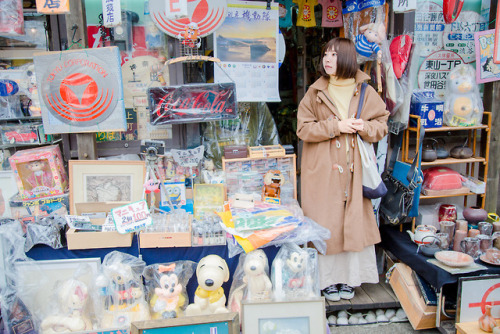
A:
389,263,437,330
248,145,285,158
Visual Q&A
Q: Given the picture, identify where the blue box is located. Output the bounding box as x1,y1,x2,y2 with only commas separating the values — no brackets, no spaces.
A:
410,90,444,128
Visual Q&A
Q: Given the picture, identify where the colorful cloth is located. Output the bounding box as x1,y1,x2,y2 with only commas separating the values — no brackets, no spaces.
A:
279,0,295,28
318,0,343,27
294,0,318,28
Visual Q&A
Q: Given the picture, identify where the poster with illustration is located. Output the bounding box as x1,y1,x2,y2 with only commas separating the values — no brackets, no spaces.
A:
474,30,500,83
214,1,280,102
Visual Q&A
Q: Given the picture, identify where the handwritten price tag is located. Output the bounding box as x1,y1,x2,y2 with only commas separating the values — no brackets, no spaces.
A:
171,145,205,167
111,200,152,234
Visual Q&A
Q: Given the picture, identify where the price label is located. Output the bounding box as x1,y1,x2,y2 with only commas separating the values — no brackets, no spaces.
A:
111,200,152,234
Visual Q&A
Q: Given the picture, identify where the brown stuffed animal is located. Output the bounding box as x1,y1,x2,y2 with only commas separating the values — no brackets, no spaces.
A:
262,170,285,200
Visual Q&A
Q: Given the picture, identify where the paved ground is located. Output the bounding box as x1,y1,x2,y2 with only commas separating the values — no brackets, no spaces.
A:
329,322,441,333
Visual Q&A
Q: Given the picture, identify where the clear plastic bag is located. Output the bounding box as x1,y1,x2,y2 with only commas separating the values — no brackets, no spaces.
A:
93,251,150,329
343,0,388,64
443,64,484,127
142,261,196,319
271,243,320,301
0,0,24,36
24,214,66,252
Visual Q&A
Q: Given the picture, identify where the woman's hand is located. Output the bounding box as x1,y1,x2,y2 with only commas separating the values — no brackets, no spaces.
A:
338,119,364,133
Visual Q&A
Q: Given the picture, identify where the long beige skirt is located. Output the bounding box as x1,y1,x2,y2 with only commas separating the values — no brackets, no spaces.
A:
318,244,379,290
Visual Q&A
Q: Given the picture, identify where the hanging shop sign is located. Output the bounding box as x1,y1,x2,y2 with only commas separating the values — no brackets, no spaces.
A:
414,1,446,57
214,1,280,102
148,82,237,125
474,30,500,83
149,0,227,38
101,0,122,27
418,50,464,99
33,47,126,134
36,0,70,14
494,4,500,64
393,0,417,13
171,145,205,167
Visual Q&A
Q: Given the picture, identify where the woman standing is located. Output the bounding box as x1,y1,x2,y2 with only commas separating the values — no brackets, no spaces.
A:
297,38,389,301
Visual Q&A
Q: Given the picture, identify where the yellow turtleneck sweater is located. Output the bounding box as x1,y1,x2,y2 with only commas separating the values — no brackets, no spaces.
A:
327,76,356,120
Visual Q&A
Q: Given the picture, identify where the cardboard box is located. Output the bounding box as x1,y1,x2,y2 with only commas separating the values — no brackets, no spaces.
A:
9,192,69,218
389,263,437,330
410,90,444,128
139,214,192,248
66,202,133,250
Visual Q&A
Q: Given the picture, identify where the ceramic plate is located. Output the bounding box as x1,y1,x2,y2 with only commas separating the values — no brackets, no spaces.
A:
480,254,500,266
434,251,474,267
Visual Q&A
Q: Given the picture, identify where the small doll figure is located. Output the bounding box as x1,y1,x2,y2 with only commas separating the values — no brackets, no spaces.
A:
25,160,54,190
143,261,196,319
41,279,93,334
178,22,201,49
262,170,285,202
242,249,272,301
444,64,483,127
355,23,386,61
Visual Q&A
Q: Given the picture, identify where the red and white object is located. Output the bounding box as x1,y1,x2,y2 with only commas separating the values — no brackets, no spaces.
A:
0,0,24,36
443,0,464,24
390,35,412,79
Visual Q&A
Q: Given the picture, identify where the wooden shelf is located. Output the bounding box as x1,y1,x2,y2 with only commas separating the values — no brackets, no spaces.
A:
424,124,488,132
420,157,486,166
420,192,484,200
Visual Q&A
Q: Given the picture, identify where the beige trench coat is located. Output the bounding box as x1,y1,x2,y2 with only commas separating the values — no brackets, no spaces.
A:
297,71,389,255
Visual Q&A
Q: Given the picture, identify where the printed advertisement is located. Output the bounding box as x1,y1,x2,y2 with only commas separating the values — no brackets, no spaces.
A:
214,1,280,102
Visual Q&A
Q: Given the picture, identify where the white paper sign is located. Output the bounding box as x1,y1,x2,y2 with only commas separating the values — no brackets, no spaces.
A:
102,0,122,27
393,0,417,13
165,0,188,19
171,145,204,167
111,200,152,234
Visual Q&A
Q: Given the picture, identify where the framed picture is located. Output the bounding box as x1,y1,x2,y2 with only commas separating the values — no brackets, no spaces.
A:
474,29,500,84
131,312,239,334
457,275,500,323
494,5,500,64
14,258,101,319
242,298,326,334
69,160,145,214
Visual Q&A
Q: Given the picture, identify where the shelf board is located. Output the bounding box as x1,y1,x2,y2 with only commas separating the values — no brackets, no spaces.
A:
420,191,484,199
404,156,486,165
0,138,61,150
424,125,488,132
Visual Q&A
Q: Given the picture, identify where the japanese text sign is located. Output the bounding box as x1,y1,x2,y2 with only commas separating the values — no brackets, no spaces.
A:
171,145,205,167
148,83,237,125
36,0,70,14
393,0,416,13
102,0,122,27
111,200,152,234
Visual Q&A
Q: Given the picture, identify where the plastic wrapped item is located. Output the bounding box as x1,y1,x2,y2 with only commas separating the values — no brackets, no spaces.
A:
228,249,272,320
18,63,42,117
390,35,412,80
0,76,23,119
443,64,484,127
0,0,24,36
94,251,150,328
202,102,280,169
24,214,66,252
143,261,196,319
271,243,320,301
422,167,465,191
40,278,93,334
380,39,404,115
343,0,388,64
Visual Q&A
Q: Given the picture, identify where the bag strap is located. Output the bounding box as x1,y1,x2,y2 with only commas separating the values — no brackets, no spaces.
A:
387,127,425,183
355,82,368,119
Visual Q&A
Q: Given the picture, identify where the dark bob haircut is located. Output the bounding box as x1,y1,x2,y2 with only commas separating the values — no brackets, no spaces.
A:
318,37,358,79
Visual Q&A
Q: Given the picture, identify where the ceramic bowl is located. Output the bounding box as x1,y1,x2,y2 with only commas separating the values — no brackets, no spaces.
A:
434,251,474,267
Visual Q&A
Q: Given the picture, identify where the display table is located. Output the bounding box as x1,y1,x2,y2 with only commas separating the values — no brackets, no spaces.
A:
26,234,280,302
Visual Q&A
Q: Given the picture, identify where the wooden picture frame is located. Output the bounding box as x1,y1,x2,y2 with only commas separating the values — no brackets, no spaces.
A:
242,298,326,334
69,160,145,214
131,312,239,334
457,274,500,323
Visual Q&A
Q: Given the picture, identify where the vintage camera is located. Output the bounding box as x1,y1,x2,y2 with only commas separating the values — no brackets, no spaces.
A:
140,140,165,156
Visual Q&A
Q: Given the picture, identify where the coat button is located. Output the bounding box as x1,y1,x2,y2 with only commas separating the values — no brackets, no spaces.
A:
328,116,333,121
338,166,344,173
336,140,341,148
330,133,334,138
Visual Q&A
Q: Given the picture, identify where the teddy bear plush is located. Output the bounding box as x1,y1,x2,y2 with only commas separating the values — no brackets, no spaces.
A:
262,170,285,201
443,64,483,127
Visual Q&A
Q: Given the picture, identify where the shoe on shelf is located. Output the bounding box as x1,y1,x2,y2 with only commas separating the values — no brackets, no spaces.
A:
322,284,340,302
339,284,355,300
